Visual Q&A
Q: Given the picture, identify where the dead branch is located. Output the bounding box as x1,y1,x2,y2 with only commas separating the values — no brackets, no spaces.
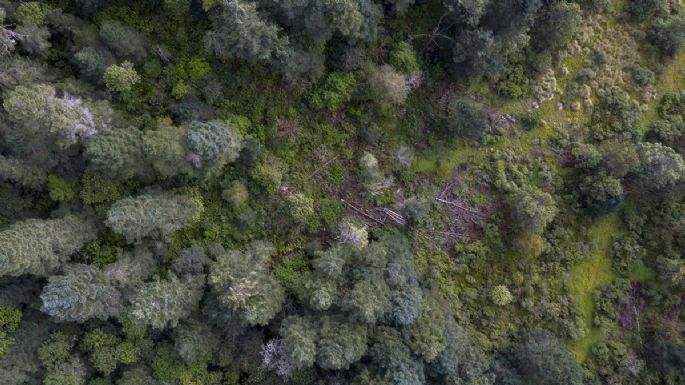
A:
340,198,384,225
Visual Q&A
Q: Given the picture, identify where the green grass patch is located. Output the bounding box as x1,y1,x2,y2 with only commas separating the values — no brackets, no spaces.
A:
568,212,620,363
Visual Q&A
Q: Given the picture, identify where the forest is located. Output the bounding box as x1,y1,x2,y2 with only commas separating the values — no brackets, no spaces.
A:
0,0,684,384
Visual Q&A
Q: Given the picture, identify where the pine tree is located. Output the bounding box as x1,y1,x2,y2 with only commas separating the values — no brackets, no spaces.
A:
186,120,243,178
41,264,122,322
130,274,203,330
0,215,97,277
208,241,285,326
85,126,148,180
106,190,203,243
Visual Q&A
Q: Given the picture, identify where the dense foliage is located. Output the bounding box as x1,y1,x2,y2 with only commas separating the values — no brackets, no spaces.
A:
0,0,684,385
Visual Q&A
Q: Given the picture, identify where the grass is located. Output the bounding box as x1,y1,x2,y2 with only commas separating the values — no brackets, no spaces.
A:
568,212,620,363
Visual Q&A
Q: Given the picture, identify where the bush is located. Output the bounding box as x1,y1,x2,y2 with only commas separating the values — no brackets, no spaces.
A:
104,62,140,93
308,73,357,111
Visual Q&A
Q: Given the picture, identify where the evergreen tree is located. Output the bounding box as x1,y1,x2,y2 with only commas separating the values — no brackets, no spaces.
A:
0,215,96,277
187,120,243,178
105,191,203,243
208,241,285,326
41,264,122,322
85,126,148,180
130,274,203,330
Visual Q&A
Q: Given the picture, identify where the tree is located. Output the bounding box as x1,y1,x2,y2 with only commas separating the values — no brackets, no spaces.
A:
142,120,192,178
130,274,203,329
85,126,148,180
626,0,669,21
577,173,624,215
505,186,557,235
316,315,368,370
531,2,581,52
636,142,685,191
99,21,148,63
0,155,46,189
650,15,685,57
81,328,140,375
187,120,243,178
104,62,140,93
359,152,392,198
173,320,220,363
206,0,288,65
506,330,583,385
105,190,203,243
281,316,318,369
447,97,489,142
208,241,285,325
343,274,391,324
0,215,96,277
4,84,111,148
490,285,514,306
368,327,425,385
40,264,122,322
408,294,447,362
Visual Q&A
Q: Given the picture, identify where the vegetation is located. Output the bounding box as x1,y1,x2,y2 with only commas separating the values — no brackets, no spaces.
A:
0,1,685,385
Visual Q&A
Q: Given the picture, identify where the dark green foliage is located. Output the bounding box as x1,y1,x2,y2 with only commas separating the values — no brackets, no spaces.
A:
447,97,489,141
626,0,669,21
0,155,46,189
577,173,624,215
85,127,147,180
505,186,557,235
658,90,685,121
502,330,584,385
650,15,685,57
41,264,122,322
99,21,148,63
531,2,582,52
0,215,97,277
590,87,641,141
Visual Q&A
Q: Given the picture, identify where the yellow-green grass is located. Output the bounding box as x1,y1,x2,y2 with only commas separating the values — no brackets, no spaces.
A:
568,212,620,362
642,51,685,124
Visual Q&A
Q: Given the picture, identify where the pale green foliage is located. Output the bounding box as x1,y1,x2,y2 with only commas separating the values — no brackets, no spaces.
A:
104,62,141,93
281,316,317,369
130,275,203,329
84,126,147,180
142,119,192,178
3,84,112,148
285,193,315,225
408,294,447,362
636,142,685,190
0,215,96,277
364,64,410,105
41,264,122,322
187,120,243,178
222,180,249,210
317,316,368,370
206,0,287,64
16,2,44,26
106,190,203,243
338,219,369,250
359,152,392,197
208,241,285,326
490,285,513,306
343,275,391,324
0,155,46,189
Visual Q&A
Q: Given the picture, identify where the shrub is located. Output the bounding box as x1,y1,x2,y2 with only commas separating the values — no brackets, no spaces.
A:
104,62,140,93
